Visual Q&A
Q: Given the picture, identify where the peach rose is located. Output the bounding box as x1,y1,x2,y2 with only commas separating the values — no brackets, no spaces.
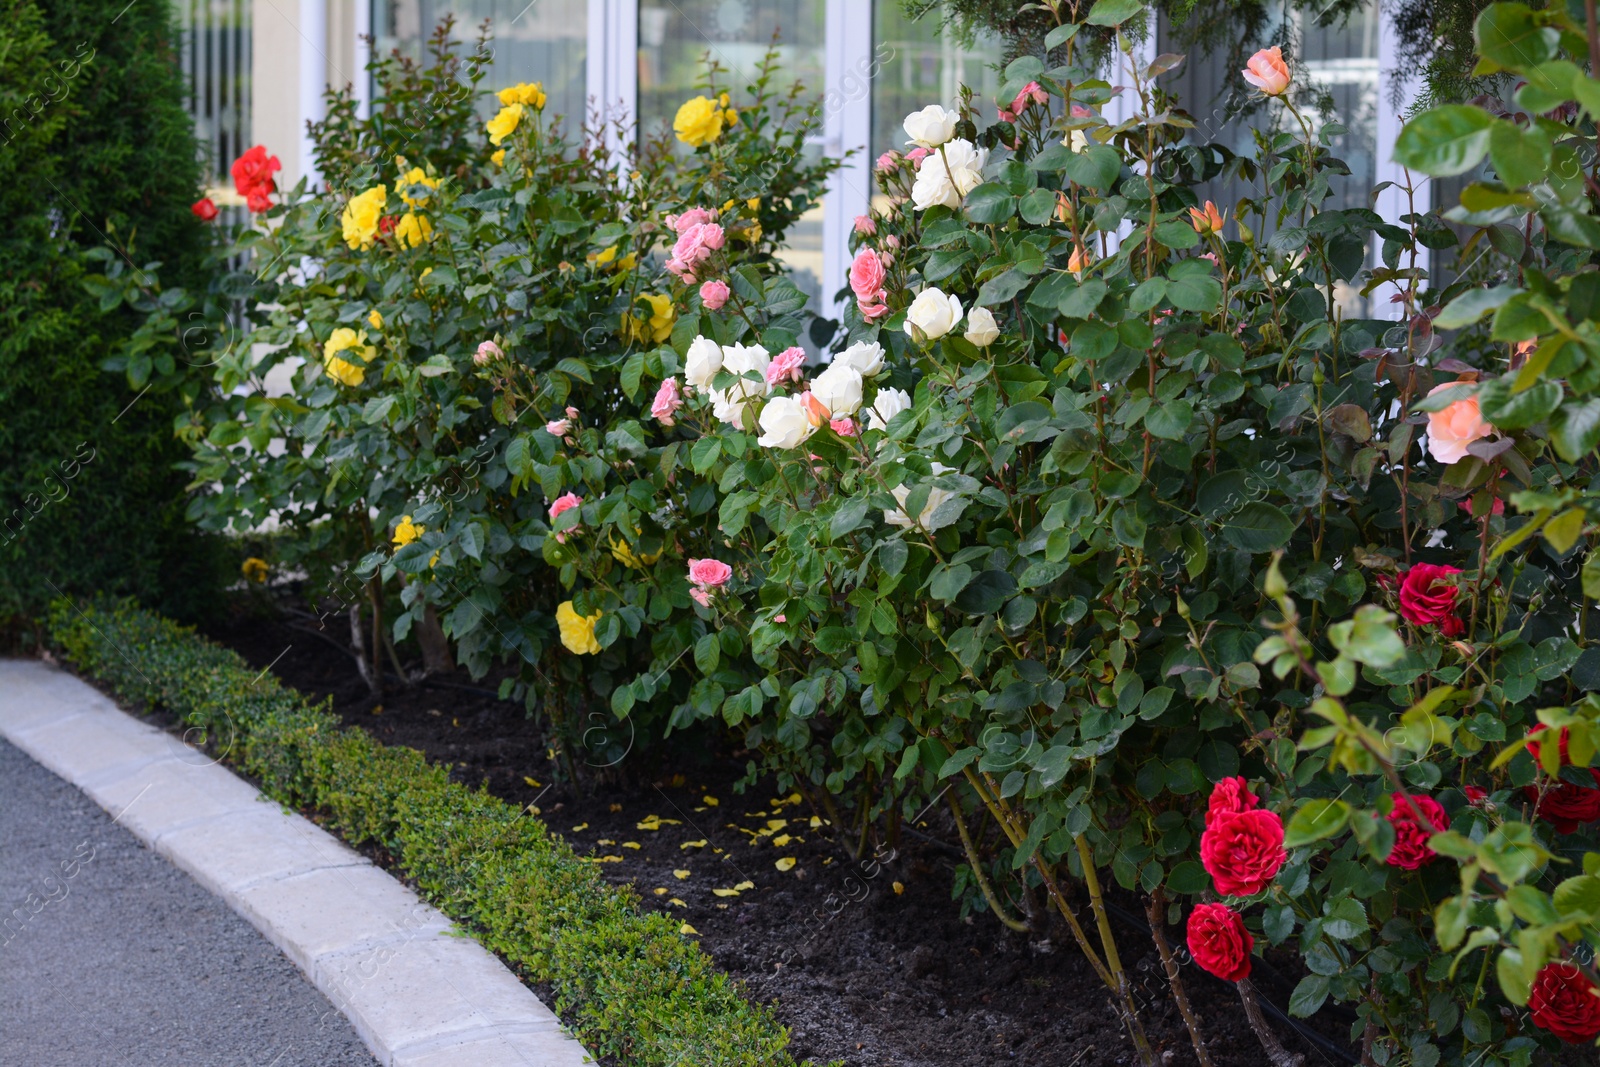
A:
1425,382,1495,465
1242,47,1290,96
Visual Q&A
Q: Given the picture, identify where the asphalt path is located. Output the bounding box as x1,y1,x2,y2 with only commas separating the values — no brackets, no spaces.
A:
0,738,377,1066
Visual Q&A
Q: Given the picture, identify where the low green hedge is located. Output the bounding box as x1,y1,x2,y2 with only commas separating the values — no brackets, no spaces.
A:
47,599,807,1067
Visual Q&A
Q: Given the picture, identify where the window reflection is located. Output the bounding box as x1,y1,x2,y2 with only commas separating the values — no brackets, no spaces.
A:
376,0,586,123
870,5,999,168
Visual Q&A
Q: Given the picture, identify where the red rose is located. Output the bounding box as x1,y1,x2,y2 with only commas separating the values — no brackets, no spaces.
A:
378,215,398,235
1525,772,1600,833
1397,563,1464,636
1523,725,1600,833
1206,776,1260,826
231,144,280,203
1186,903,1253,982
1201,808,1287,897
1385,791,1448,869
1463,785,1488,805
191,197,218,221
245,188,273,214
1528,962,1600,1044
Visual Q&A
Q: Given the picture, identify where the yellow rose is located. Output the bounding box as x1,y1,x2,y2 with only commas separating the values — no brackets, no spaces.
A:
341,185,387,250
323,327,375,364
487,103,523,146
746,197,760,211
610,536,662,569
393,515,423,547
240,557,269,583
556,600,602,654
368,309,383,329
639,293,675,343
395,211,433,248
618,252,638,271
324,356,366,387
673,96,726,147
591,244,618,266
397,166,438,209
491,149,506,167
497,82,547,109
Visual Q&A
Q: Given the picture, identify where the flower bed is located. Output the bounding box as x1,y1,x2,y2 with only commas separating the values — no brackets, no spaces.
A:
46,598,806,1067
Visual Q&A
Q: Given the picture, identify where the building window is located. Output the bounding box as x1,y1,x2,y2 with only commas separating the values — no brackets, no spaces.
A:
375,0,588,122
869,6,998,169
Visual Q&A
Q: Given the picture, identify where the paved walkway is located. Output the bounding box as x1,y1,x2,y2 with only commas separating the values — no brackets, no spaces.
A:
0,736,378,1066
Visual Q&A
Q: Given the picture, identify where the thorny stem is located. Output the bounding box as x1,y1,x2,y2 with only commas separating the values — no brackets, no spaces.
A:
1238,978,1304,1067
947,791,1029,932
1147,889,1214,1067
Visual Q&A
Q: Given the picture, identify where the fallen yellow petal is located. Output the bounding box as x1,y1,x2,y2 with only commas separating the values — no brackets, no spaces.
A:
772,834,792,847
734,880,754,891
609,802,622,812
669,897,686,907
703,796,719,807
681,839,708,850
775,857,797,872
597,855,623,863
809,816,822,829
673,869,691,880
572,823,589,832
523,776,541,788
766,819,787,831
653,887,669,895
597,838,615,845
893,881,905,895
680,923,699,935
622,841,641,849
785,792,801,805
712,888,741,897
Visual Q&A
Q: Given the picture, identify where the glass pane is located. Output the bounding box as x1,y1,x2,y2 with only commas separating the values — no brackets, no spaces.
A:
870,6,1000,170
638,0,826,321
1155,5,1379,216
375,0,587,125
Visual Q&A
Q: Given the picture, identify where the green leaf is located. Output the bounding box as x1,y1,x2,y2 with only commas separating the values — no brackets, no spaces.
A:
1394,105,1495,177
1145,400,1194,440
930,563,974,602
1434,285,1518,329
690,436,721,473
1165,861,1208,894
1221,502,1295,552
1475,3,1558,71
1084,0,1143,25
1061,146,1121,191
1284,799,1351,847
964,183,1017,225
1166,260,1222,312
1542,507,1586,553
1488,120,1551,188
1477,376,1560,429
1551,398,1600,461
830,497,870,540
1322,897,1368,940
955,570,1018,615
1288,975,1330,1017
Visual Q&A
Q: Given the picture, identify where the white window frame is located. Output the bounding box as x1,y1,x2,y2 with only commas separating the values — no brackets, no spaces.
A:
1374,11,1429,318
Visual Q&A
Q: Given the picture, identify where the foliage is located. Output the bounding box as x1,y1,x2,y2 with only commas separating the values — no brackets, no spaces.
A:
46,598,813,1067
99,30,835,763
0,0,220,637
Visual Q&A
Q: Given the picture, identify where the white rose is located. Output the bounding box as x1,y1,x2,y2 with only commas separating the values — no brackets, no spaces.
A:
685,336,723,391
963,307,1000,347
709,342,771,428
903,104,958,148
834,340,885,377
903,287,963,343
756,395,816,450
885,462,960,531
1064,129,1089,152
867,387,911,432
810,362,864,418
911,139,988,211
722,342,771,384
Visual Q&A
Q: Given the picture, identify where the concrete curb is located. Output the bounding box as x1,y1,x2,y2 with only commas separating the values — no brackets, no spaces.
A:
0,658,594,1067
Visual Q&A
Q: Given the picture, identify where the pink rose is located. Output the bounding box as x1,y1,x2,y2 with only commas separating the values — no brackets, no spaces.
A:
849,247,887,304
651,377,683,425
830,417,858,437
1071,104,1093,119
475,340,501,366
699,223,725,250
997,108,1016,124
858,300,889,322
565,406,579,419
766,346,806,386
699,279,730,310
906,146,931,168
689,587,712,607
1242,47,1290,95
882,234,900,250
1009,81,1047,115
688,558,733,588
875,151,900,173
546,418,571,436
773,613,786,623
853,214,876,236
548,492,582,523
1425,381,1495,464
669,207,717,233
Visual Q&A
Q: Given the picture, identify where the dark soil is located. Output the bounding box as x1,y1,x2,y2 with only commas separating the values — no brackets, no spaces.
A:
201,596,1361,1067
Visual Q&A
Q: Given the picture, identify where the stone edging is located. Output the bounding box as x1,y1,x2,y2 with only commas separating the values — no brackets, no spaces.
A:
0,658,594,1067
